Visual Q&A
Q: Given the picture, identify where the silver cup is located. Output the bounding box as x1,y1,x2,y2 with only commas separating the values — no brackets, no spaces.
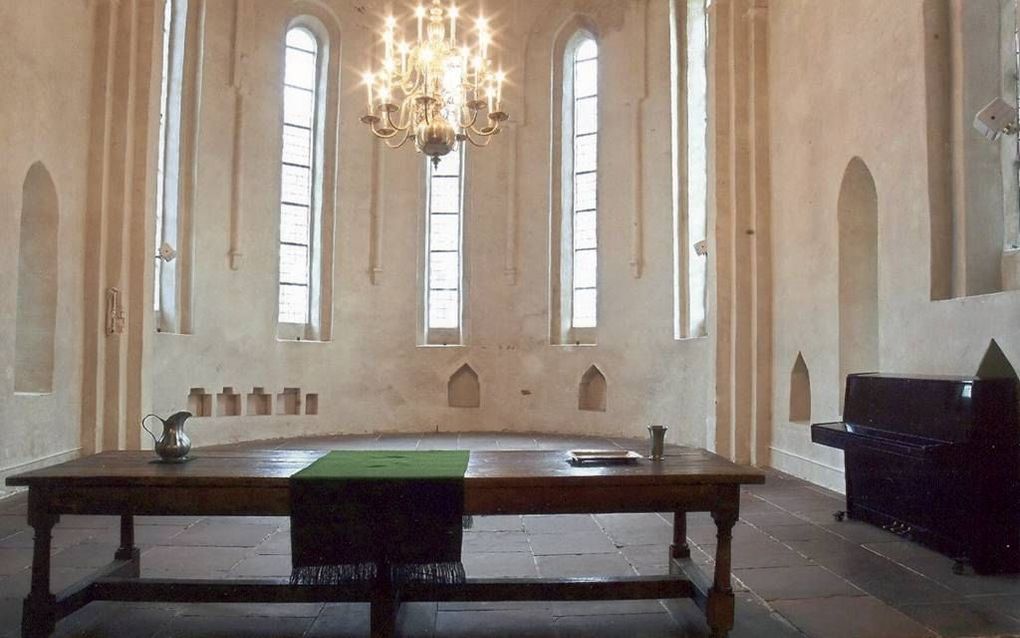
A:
648,425,668,461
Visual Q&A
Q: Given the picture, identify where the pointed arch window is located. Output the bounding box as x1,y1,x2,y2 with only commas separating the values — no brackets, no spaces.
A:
551,29,599,345
278,25,328,338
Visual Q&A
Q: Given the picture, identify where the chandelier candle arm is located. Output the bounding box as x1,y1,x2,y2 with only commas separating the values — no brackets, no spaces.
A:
360,0,510,166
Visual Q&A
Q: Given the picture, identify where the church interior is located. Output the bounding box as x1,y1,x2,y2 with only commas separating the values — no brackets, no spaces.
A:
1,0,1019,636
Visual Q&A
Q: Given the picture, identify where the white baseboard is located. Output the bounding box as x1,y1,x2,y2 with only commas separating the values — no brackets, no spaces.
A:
769,446,845,494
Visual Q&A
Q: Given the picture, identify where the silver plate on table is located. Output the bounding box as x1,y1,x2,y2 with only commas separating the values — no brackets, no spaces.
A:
568,449,644,464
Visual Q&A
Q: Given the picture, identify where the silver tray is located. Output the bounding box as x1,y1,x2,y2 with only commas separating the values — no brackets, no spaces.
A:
568,449,644,464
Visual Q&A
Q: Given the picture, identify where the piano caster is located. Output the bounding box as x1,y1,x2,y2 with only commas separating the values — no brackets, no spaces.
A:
833,511,846,522
952,559,969,575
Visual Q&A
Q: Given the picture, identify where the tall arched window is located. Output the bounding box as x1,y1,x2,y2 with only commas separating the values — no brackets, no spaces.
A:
569,37,599,330
154,0,188,326
278,25,325,336
551,28,599,344
425,146,466,345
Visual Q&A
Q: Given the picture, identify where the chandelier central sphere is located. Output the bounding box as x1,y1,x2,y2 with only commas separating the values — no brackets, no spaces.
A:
359,0,509,166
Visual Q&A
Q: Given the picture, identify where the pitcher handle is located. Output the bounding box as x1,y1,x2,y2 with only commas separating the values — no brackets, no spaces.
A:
141,413,164,446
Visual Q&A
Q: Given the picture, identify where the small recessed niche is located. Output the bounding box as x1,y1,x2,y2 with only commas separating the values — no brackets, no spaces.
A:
187,387,212,417
976,339,1018,380
448,364,480,408
578,365,607,412
305,393,319,415
246,387,272,416
789,352,812,423
276,387,301,415
216,386,241,417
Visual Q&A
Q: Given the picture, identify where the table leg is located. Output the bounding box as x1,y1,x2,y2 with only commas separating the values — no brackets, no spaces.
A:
114,515,140,577
706,507,738,638
671,511,691,559
370,567,398,638
22,491,58,638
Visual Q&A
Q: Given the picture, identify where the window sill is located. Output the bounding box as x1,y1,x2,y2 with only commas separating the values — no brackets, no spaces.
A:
418,343,467,349
1003,248,1020,291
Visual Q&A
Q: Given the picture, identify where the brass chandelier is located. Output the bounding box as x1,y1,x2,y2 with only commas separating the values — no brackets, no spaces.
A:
360,0,509,166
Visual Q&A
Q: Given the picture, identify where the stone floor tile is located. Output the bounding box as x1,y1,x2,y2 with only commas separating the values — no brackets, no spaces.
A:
306,602,435,638
864,541,1020,597
550,599,666,616
414,435,461,450
134,515,203,526
153,614,313,637
86,524,188,547
468,515,523,532
734,565,866,601
740,509,810,528
436,608,557,637
821,520,902,544
52,516,119,529
51,543,120,569
897,600,1020,637
536,553,635,578
0,548,33,576
52,602,177,638
0,567,98,599
528,532,616,556
173,602,323,618
456,435,503,450
140,546,246,576
757,523,836,542
773,595,937,638
523,515,600,534
228,554,293,578
463,530,531,553
969,593,1020,621
168,521,277,547
0,527,97,550
463,551,538,578
699,539,813,569
552,611,679,637
253,530,291,555
372,435,421,450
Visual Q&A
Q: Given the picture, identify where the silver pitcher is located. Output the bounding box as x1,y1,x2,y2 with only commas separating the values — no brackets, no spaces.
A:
142,411,193,463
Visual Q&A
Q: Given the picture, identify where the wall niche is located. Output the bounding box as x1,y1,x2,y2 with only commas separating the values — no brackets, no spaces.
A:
187,387,212,417
976,339,1018,380
216,386,241,416
277,387,302,415
246,387,272,416
14,162,59,394
838,157,879,410
305,393,319,415
448,364,480,408
789,352,811,423
578,365,607,412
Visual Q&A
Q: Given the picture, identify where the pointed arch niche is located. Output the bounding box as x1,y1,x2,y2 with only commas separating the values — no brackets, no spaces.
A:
976,339,1018,381
15,162,59,394
448,364,480,408
789,353,811,423
578,365,607,412
838,157,879,410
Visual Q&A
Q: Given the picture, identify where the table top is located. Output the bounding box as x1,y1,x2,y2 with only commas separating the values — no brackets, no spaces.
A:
6,448,765,489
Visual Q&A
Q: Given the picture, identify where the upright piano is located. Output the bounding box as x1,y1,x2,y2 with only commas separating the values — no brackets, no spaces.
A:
812,373,1019,574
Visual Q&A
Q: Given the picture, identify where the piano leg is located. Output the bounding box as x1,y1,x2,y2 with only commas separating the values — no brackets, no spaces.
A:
706,504,738,638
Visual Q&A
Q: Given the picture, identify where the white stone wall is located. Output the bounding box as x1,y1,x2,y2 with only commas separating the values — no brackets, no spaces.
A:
0,0,92,492
769,0,1020,492
146,0,714,448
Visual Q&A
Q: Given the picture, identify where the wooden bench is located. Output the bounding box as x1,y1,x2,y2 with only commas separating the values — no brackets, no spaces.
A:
7,448,764,637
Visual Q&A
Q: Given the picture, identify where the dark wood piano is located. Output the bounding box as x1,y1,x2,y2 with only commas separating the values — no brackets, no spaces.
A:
812,373,1019,574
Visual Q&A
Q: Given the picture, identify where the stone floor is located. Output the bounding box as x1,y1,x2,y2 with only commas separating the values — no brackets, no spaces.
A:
1,433,1018,637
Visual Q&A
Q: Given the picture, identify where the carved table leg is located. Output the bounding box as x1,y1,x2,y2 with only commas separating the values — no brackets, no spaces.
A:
22,490,58,638
114,515,140,577
706,506,738,638
671,511,691,559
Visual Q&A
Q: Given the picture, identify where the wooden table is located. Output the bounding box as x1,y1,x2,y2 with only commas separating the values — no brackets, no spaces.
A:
6,448,764,637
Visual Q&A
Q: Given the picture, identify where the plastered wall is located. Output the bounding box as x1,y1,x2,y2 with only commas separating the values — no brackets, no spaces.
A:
769,0,1020,491
0,0,92,493
146,0,714,448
